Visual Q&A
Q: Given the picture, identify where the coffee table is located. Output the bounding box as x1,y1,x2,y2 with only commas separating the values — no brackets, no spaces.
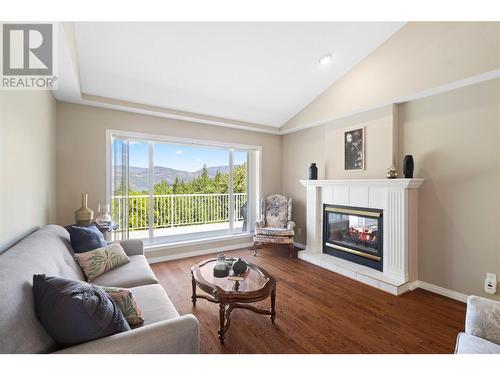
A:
190,258,277,342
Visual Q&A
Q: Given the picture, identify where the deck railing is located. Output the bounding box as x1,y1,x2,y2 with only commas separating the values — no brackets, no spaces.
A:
112,193,247,232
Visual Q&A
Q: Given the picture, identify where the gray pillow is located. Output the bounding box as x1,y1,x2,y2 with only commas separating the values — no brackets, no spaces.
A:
33,274,130,347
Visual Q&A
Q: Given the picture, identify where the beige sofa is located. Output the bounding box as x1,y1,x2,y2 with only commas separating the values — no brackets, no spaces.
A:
0,225,199,354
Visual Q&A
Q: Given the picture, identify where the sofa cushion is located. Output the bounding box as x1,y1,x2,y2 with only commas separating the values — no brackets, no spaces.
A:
74,242,130,282
455,332,500,354
0,225,84,353
101,286,144,327
33,275,130,347
91,255,159,288
67,225,107,253
255,227,294,236
129,284,179,326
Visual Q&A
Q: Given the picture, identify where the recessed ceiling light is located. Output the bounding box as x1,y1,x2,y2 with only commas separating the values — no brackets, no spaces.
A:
319,53,333,66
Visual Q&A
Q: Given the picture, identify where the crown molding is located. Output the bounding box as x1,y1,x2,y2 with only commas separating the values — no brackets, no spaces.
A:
76,93,281,135
279,69,500,135
56,23,500,137
59,68,500,137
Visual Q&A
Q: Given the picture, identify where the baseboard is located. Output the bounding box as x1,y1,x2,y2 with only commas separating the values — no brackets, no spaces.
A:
414,280,468,303
409,281,420,291
146,241,254,264
293,242,306,249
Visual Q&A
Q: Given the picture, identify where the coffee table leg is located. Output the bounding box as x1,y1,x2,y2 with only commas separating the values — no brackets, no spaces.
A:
270,286,276,323
218,303,226,342
191,272,197,305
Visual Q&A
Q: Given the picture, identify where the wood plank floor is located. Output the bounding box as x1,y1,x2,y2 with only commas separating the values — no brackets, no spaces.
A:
151,246,466,353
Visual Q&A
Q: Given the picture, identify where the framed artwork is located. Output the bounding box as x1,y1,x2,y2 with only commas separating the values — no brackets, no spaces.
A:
344,128,364,170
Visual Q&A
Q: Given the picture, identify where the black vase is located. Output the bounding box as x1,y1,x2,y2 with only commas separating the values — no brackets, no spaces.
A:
309,163,318,180
403,155,414,178
232,258,248,275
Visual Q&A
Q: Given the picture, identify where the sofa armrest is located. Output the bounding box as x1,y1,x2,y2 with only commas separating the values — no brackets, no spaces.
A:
119,239,144,256
287,221,295,231
54,314,199,354
256,220,265,228
465,295,500,345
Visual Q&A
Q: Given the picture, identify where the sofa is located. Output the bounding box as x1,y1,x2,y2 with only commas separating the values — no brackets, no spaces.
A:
455,295,500,354
0,225,200,354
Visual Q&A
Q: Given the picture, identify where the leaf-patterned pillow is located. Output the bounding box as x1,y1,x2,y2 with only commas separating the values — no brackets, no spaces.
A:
74,242,130,282
100,286,144,327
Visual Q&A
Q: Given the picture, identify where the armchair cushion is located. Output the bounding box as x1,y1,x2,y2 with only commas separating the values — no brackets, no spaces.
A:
254,235,293,244
455,332,500,354
262,195,290,228
465,295,500,345
255,227,294,237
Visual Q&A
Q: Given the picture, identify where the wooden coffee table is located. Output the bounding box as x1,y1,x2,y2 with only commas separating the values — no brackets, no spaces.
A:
190,258,277,342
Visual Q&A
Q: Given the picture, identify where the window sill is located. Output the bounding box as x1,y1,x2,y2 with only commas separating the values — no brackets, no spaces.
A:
144,231,253,252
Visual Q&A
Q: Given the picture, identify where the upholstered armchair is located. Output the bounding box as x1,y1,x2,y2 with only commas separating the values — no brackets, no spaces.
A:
253,194,296,257
455,295,500,353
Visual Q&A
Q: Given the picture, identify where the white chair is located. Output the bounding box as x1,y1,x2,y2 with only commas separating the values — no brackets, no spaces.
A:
455,295,500,353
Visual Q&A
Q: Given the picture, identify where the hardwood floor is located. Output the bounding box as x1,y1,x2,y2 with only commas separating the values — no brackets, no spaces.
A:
151,246,466,353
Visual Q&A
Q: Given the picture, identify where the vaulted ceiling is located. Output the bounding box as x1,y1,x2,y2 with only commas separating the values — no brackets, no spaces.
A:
55,22,405,130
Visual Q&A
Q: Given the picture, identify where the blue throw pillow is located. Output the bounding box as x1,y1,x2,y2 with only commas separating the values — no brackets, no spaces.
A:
33,274,130,347
67,225,107,253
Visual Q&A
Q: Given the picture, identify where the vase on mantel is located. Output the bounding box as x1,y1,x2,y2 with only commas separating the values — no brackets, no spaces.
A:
75,193,94,226
309,163,318,180
403,155,414,178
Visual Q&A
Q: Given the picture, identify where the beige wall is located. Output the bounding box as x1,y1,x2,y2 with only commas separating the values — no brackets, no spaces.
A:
282,106,397,244
282,125,325,244
401,78,500,300
56,102,282,256
282,22,500,132
0,90,56,252
324,105,397,178
282,79,500,300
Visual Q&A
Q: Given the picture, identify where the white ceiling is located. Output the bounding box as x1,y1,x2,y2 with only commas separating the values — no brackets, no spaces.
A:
70,22,404,127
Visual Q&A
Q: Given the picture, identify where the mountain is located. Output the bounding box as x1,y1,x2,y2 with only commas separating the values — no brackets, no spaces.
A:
114,165,232,191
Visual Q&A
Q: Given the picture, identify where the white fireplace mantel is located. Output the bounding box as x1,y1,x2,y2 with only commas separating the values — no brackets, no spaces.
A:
299,178,424,295
300,179,424,189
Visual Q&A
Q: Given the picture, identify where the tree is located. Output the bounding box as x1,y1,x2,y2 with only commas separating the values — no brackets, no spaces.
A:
116,163,248,231
233,162,247,193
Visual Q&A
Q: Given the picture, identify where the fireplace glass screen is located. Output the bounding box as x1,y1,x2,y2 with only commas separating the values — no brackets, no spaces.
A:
323,205,383,271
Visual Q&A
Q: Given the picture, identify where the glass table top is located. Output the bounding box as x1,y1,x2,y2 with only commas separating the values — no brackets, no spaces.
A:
197,259,270,293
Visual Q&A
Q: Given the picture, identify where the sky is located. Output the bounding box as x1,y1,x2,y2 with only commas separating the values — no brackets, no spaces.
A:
114,139,247,171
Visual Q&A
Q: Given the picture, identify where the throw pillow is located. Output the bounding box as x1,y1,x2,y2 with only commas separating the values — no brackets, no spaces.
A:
67,225,107,253
101,286,144,327
74,242,130,282
32,274,130,347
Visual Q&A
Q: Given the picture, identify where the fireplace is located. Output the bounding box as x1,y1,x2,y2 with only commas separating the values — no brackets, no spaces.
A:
323,204,383,271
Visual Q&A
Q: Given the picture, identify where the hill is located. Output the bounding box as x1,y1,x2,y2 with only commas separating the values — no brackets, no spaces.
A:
114,165,232,191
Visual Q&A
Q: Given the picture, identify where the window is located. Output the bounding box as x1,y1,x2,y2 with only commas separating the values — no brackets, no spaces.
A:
107,130,259,246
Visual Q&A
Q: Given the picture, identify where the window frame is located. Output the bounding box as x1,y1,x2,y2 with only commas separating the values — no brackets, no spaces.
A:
105,129,261,247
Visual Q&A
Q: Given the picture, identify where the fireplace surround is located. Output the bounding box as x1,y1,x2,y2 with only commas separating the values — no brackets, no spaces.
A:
300,179,424,295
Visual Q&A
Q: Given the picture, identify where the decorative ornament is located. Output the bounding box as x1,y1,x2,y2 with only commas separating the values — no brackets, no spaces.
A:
386,165,398,179
232,258,248,275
